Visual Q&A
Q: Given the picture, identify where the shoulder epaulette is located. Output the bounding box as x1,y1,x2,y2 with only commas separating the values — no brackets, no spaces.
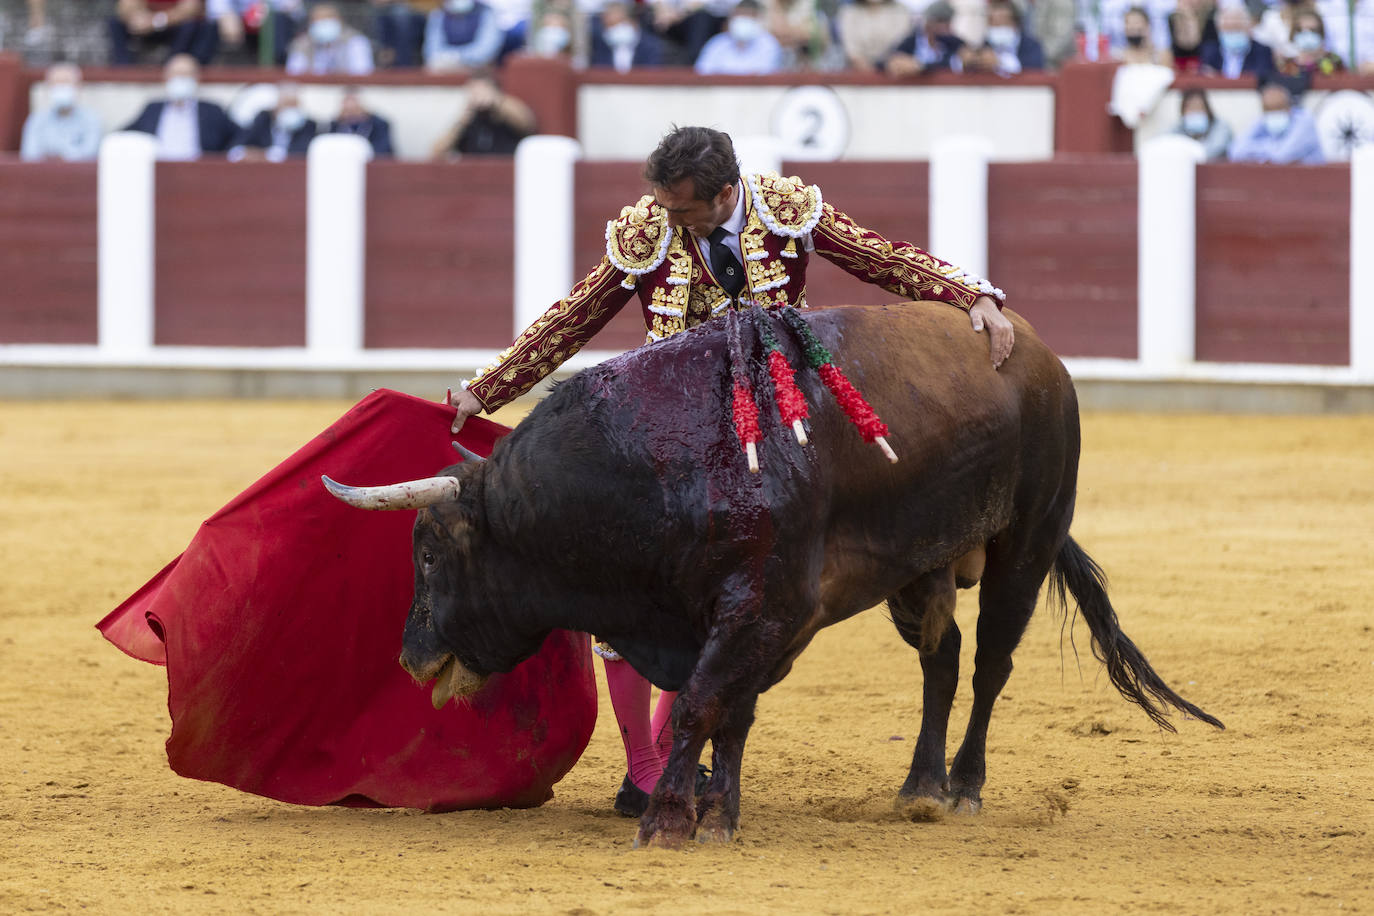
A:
605,195,671,277
747,172,824,239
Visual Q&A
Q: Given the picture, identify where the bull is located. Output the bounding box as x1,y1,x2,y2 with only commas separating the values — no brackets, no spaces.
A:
324,302,1223,848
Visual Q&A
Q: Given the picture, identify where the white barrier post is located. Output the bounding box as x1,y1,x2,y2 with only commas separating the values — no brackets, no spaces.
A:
514,135,582,335
1137,135,1204,371
98,131,157,355
307,133,372,357
1351,144,1374,380
929,136,992,278
733,135,784,176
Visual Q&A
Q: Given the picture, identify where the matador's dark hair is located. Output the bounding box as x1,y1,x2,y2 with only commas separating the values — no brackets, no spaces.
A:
643,126,741,202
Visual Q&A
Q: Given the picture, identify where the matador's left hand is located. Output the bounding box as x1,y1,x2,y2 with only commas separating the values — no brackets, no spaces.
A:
969,296,1014,369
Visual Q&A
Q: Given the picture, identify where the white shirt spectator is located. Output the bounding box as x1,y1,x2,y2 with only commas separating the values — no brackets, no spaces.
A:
1095,0,1175,56
1316,0,1374,69
695,17,784,73
21,103,102,162
285,31,375,74
206,0,304,15
156,100,203,161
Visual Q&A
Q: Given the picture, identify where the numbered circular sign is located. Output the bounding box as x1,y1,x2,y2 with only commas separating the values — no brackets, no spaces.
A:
1314,89,1374,162
771,85,851,161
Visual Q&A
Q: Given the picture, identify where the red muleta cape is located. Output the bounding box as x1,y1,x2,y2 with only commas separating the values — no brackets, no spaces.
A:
97,389,597,812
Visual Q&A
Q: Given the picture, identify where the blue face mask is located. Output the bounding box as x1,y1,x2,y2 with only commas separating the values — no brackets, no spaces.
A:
1219,30,1250,55
1262,110,1291,135
1293,30,1323,53
1182,111,1210,135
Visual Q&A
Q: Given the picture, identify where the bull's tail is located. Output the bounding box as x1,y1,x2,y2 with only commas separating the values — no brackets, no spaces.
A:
1049,536,1224,732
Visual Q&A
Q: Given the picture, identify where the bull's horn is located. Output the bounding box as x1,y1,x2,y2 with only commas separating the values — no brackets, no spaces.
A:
321,474,460,510
451,441,487,464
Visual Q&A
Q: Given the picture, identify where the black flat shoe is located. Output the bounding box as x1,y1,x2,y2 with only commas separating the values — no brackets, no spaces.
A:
695,764,711,796
613,775,650,818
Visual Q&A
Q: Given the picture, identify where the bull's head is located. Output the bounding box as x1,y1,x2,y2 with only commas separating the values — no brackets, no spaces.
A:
322,457,493,710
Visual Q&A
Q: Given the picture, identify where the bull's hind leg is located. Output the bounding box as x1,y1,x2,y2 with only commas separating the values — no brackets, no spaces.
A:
889,566,961,814
694,694,758,843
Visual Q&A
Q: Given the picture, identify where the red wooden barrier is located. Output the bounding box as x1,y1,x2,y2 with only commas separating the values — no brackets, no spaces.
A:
155,161,306,346
0,160,97,344
1195,163,1350,366
365,159,515,350
572,160,652,352
988,157,1138,359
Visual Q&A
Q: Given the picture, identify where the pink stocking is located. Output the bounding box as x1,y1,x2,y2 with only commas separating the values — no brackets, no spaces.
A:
651,690,678,767
602,658,663,793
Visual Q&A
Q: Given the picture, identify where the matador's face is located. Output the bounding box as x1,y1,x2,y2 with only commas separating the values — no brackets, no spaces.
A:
653,178,737,239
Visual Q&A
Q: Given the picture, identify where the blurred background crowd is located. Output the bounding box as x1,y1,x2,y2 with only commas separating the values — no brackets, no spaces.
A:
5,0,1373,165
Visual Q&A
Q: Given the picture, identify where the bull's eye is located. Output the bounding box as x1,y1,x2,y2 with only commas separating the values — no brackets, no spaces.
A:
421,550,436,573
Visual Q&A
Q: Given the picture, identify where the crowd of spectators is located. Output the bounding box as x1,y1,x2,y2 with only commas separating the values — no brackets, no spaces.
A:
17,0,1374,164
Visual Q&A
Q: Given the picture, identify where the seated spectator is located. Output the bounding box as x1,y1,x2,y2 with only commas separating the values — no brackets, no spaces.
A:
1254,0,1303,60
21,63,101,162
1031,0,1078,67
526,6,575,59
371,0,437,68
430,71,536,157
590,2,664,71
487,0,535,60
229,83,318,161
1277,8,1345,80
884,0,965,76
695,0,784,73
1228,81,1324,163
110,0,218,65
766,0,837,70
650,0,736,67
286,2,375,74
207,0,304,65
122,54,237,160
1097,0,1174,56
1172,87,1232,160
1199,3,1276,81
1167,2,1211,73
424,0,504,71
1315,0,1374,74
835,0,912,72
1113,5,1170,64
329,86,394,156
961,0,1045,74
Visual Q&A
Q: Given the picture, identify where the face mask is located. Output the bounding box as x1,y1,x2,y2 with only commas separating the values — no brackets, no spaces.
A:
1293,30,1323,53
165,75,197,102
1181,110,1210,134
310,17,342,43
277,107,306,133
535,24,570,54
446,0,475,13
1219,30,1250,55
1124,33,1146,47
728,15,762,42
605,21,638,47
1262,110,1291,135
986,25,1017,49
49,83,77,110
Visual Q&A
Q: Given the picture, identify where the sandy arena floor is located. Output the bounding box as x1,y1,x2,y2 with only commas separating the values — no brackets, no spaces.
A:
1,398,1372,914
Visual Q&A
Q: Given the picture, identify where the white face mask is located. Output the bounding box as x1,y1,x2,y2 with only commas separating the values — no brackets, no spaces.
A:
728,15,762,42
605,21,638,47
1293,30,1323,53
165,75,198,102
277,107,306,133
1262,110,1291,135
446,0,475,13
1181,110,1210,135
49,83,77,110
986,25,1017,49
310,17,342,44
535,25,571,54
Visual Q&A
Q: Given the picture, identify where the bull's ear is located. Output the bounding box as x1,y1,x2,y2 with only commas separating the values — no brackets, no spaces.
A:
321,475,461,510
451,441,487,464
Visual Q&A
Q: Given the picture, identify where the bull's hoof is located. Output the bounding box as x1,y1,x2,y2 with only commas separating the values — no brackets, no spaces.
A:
633,824,693,850
895,793,951,823
632,800,696,850
951,795,982,816
693,807,737,844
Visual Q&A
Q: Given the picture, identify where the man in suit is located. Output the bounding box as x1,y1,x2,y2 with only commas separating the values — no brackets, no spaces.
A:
328,87,393,157
883,0,966,76
961,0,1046,74
1199,3,1276,81
122,54,237,160
589,1,663,72
228,82,318,161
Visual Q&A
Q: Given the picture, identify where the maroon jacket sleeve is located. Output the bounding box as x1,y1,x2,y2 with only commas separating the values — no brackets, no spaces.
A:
465,257,637,412
810,203,1005,311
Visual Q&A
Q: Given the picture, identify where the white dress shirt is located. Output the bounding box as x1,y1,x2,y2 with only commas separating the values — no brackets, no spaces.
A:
156,100,202,161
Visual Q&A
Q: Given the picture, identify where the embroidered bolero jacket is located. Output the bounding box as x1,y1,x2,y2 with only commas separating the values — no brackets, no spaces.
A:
465,171,1004,411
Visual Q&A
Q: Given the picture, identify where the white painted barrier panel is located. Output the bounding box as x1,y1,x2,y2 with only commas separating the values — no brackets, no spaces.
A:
1137,135,1204,371
929,136,992,277
306,134,373,358
97,131,157,355
733,135,783,177
514,135,582,335
1351,144,1374,380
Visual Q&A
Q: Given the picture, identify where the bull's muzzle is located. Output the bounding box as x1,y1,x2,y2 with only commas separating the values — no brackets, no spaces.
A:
417,655,488,710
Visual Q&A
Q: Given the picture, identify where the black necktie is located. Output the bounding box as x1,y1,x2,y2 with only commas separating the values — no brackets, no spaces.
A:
707,226,745,298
